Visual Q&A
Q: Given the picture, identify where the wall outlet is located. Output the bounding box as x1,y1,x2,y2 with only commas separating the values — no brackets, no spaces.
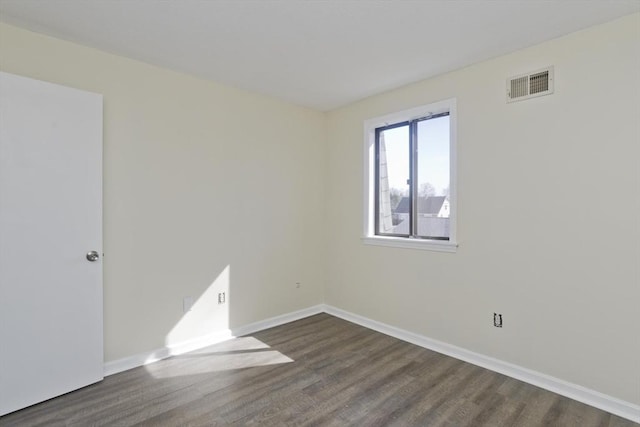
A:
183,296,194,313
295,282,301,289
218,292,226,304
493,313,503,328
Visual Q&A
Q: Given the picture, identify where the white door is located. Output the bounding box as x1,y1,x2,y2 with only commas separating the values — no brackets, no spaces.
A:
0,72,103,416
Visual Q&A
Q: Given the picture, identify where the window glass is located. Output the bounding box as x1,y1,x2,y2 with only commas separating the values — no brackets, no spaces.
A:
377,125,409,235
416,115,450,239
375,114,450,240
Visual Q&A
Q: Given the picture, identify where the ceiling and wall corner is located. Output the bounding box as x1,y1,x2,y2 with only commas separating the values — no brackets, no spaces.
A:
0,0,638,111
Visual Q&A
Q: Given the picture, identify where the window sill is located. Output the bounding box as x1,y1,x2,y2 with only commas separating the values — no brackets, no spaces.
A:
361,236,458,253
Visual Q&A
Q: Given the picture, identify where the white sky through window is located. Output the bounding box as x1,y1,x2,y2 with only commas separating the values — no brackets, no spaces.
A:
383,116,449,195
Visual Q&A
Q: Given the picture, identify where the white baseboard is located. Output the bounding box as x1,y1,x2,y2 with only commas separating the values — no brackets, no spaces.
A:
230,304,325,337
322,304,640,423
104,328,233,376
103,304,324,377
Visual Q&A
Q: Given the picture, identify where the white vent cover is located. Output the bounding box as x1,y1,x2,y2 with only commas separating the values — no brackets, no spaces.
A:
507,66,554,103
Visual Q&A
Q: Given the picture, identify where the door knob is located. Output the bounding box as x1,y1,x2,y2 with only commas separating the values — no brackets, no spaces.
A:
86,251,100,262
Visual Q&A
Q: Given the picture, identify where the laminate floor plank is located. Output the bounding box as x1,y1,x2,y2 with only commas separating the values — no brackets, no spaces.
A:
1,313,636,427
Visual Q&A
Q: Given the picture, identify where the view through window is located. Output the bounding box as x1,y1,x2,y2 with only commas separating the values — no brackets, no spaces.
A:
376,113,450,240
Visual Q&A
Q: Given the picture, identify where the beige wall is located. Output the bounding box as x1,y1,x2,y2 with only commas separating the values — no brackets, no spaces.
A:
1,12,638,406
325,13,640,404
0,23,326,362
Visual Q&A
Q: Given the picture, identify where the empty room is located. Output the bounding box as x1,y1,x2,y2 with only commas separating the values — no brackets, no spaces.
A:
0,1,638,426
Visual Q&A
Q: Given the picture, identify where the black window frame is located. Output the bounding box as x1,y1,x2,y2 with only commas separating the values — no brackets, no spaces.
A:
374,112,450,241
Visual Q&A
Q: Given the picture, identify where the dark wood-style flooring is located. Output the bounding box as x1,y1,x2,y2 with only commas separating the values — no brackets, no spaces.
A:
1,313,637,426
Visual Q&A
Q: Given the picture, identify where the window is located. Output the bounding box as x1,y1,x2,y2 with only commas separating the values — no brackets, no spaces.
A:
363,99,457,252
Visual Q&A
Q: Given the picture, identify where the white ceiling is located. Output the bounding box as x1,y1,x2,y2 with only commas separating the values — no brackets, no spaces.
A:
1,1,638,111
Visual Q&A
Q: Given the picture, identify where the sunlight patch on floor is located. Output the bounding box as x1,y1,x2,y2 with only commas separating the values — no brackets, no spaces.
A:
144,336,293,378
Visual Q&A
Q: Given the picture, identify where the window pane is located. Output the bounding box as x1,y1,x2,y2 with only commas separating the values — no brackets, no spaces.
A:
378,125,409,235
416,115,450,239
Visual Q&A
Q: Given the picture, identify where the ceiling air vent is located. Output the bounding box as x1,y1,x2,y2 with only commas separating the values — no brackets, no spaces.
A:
507,66,554,103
